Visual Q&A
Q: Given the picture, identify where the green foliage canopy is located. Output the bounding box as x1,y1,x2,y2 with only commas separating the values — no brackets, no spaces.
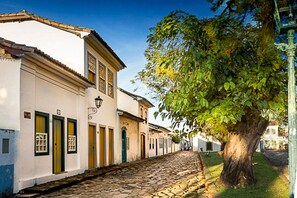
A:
136,10,286,140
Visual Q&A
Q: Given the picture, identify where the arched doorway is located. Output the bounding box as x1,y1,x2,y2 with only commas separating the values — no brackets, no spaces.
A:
141,134,145,159
122,128,127,163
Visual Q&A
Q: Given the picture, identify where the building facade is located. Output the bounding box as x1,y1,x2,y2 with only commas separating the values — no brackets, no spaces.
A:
0,38,95,192
260,125,288,150
0,11,126,193
0,10,181,194
117,88,154,162
149,123,178,157
191,132,221,153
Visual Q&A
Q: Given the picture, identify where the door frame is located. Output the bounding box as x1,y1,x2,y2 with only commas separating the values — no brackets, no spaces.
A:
52,115,65,174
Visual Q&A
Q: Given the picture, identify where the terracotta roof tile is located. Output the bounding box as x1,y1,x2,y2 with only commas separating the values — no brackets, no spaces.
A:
0,10,92,33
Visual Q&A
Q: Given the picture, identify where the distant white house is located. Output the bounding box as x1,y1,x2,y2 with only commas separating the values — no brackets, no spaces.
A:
259,125,288,150
191,132,221,152
148,123,179,157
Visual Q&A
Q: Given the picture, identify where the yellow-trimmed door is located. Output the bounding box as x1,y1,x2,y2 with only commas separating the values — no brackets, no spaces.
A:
108,129,114,165
53,116,64,174
99,127,105,167
88,125,96,169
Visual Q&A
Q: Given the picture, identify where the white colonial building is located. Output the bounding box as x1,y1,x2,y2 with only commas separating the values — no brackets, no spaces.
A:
0,11,126,193
260,125,288,150
0,38,95,193
149,123,179,157
191,132,222,153
117,88,154,162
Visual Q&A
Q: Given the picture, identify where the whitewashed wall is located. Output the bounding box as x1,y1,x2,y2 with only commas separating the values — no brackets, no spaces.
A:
0,58,21,130
0,21,86,75
149,133,159,157
85,42,119,166
117,90,139,115
16,58,88,192
149,132,178,157
192,133,221,152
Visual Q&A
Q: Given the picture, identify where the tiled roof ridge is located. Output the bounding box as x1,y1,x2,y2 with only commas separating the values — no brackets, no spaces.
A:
149,122,171,132
0,37,33,52
0,10,93,34
0,37,93,85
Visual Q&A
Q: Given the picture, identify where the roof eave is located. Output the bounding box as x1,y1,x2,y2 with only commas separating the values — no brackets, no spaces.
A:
117,109,145,122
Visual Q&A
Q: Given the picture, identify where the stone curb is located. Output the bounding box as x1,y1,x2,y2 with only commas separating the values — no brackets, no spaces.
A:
261,152,289,185
199,152,219,198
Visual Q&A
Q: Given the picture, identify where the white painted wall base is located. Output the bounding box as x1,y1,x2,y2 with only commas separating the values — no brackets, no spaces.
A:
18,169,84,190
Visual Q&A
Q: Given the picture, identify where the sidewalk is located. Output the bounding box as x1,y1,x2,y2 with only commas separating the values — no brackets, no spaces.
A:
262,149,289,182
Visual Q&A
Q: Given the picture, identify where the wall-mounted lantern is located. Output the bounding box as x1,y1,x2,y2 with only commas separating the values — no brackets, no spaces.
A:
88,96,103,120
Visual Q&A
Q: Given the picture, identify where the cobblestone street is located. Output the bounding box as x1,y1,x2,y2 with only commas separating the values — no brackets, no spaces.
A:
40,151,204,198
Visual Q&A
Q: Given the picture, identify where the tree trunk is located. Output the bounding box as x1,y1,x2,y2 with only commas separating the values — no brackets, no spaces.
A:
220,115,268,187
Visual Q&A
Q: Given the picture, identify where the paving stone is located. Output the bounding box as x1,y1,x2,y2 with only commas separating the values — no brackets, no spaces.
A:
32,152,207,197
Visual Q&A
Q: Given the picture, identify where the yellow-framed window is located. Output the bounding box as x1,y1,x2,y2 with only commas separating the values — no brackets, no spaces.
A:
88,52,96,84
99,62,106,94
35,111,49,155
107,69,114,97
67,119,77,153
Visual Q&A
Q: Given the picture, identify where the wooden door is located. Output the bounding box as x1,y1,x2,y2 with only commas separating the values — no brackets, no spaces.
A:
163,138,165,155
155,139,158,156
165,139,168,154
88,125,96,169
108,129,114,165
53,116,64,174
141,134,145,159
99,127,105,167
122,129,127,162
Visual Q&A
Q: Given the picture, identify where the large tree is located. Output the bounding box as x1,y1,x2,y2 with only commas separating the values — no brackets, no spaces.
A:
136,7,287,186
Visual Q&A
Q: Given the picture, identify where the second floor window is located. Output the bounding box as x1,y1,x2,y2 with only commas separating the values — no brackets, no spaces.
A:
144,109,148,123
88,53,96,84
99,62,106,94
140,106,143,118
108,69,114,98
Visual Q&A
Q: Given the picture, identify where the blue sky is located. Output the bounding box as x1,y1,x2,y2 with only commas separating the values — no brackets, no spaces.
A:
0,0,217,127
